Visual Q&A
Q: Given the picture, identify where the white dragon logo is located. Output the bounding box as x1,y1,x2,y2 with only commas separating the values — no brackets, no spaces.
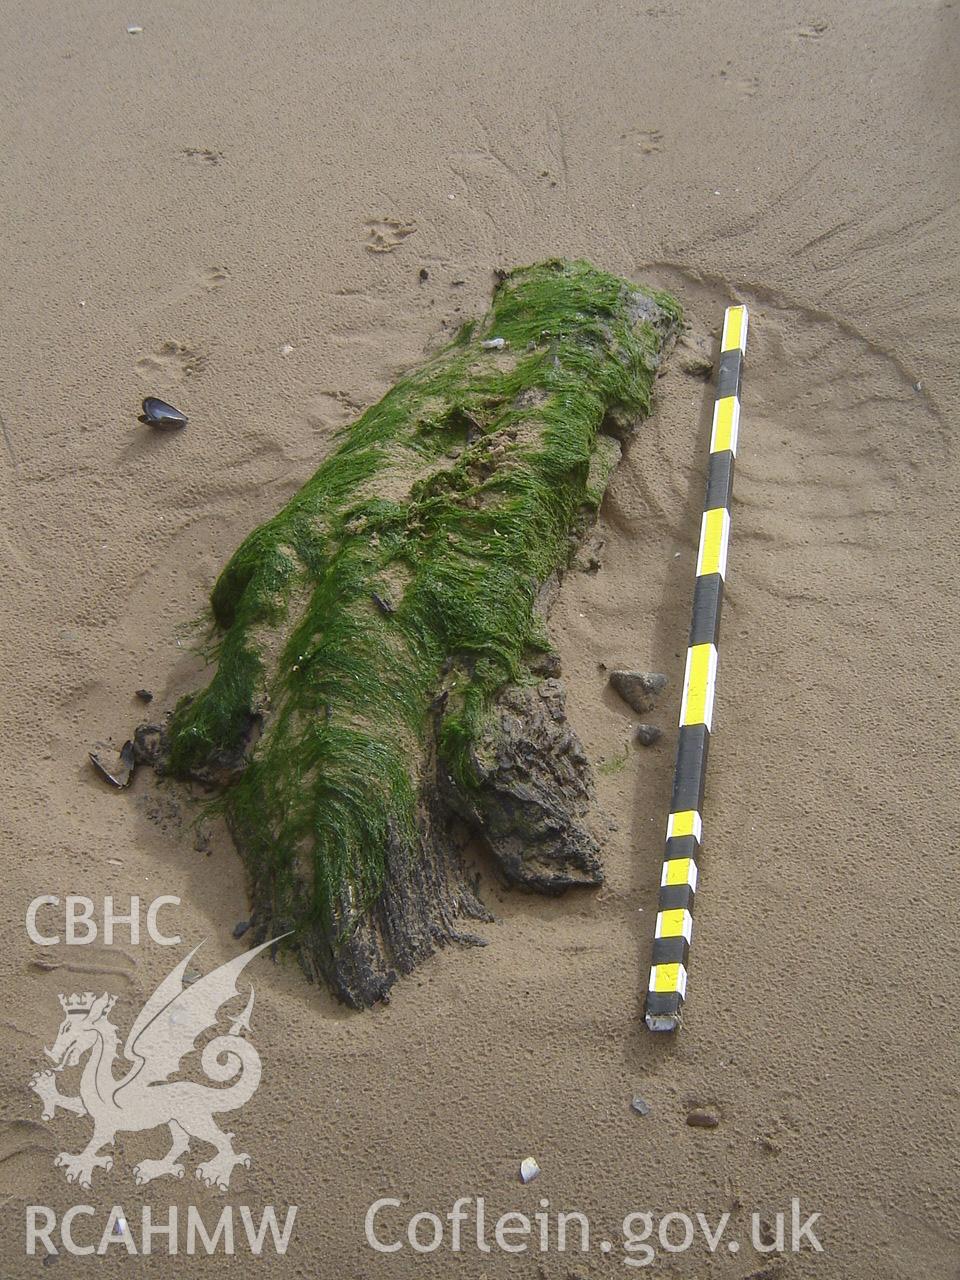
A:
28,940,277,1192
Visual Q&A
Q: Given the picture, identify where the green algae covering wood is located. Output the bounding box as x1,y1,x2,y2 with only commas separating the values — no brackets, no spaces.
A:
161,259,681,1006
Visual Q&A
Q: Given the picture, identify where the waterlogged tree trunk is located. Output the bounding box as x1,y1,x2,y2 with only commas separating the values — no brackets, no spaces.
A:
147,260,680,1007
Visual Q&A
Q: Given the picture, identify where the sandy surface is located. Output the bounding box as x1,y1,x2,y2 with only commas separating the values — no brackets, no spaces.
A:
2,1,959,1275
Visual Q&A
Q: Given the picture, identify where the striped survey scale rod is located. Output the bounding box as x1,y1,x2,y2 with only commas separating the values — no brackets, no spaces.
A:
644,303,748,1032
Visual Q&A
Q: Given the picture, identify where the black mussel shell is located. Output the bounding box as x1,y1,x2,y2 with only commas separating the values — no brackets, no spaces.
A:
89,739,136,789
141,397,188,427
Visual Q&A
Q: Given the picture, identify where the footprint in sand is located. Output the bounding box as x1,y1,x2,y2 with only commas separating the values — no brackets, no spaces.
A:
637,129,663,155
364,217,417,255
307,390,366,431
136,341,208,382
719,66,760,96
722,73,760,97
200,265,230,292
620,127,663,156
796,19,828,38
616,128,663,180
182,147,224,166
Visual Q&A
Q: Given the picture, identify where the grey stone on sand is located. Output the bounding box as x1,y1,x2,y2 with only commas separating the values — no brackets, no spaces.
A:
677,332,714,379
528,650,561,678
609,670,667,714
635,723,662,746
678,350,714,379
685,1107,721,1129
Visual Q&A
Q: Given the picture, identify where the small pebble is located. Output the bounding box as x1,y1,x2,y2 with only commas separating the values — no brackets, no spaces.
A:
482,337,507,350
678,351,714,379
519,1157,540,1184
686,1107,721,1129
279,343,294,356
233,920,251,939
135,688,154,703
126,24,143,34
630,1096,651,1116
418,267,429,283
609,670,668,714
183,967,201,986
635,723,662,747
529,651,561,678
756,1219,778,1248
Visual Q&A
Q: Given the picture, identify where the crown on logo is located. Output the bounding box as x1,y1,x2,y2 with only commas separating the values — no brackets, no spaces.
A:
59,993,94,1014
56,988,119,1018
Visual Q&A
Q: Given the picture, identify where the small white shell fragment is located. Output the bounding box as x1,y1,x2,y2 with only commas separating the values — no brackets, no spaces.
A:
280,343,294,356
519,1157,540,1184
114,1216,128,1235
482,337,507,350
126,24,143,34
